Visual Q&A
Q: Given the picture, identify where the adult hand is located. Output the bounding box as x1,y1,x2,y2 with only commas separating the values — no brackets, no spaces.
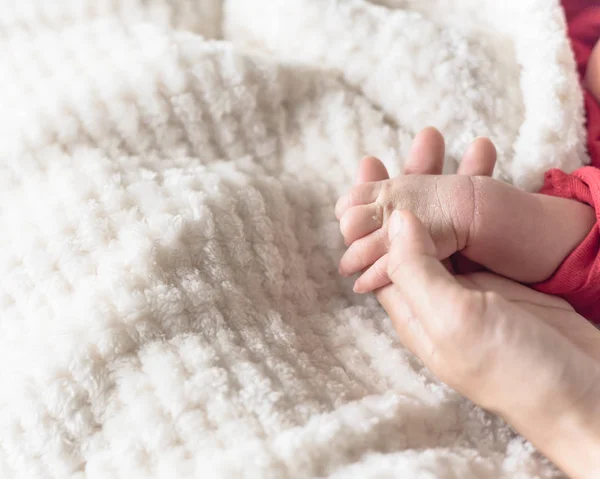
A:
380,209,600,478
357,128,600,478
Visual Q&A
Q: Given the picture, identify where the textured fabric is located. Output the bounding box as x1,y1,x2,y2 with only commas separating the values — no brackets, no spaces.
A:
534,168,600,323
531,1,600,323
0,1,586,478
562,0,600,165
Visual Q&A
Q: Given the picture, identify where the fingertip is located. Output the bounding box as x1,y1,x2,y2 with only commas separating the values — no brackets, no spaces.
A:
404,127,446,175
419,126,443,143
471,136,496,160
458,136,497,176
338,264,349,277
338,259,354,278
358,155,381,169
353,281,365,294
353,273,375,294
356,155,390,184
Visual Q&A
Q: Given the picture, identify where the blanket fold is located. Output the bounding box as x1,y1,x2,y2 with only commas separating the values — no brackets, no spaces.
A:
0,1,583,477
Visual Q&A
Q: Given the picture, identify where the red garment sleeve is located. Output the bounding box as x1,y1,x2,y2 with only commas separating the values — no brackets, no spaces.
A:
537,2,600,323
532,167,600,323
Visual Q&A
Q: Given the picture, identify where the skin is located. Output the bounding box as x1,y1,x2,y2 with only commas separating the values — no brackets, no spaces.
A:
585,39,600,103
340,130,600,477
380,209,600,479
336,128,596,293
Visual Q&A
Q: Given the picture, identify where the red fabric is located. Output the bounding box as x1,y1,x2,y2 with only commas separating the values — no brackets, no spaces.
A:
531,1,600,323
534,168,600,323
534,0,600,323
562,1,600,166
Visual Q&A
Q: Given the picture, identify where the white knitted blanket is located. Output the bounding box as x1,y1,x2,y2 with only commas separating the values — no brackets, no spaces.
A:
0,1,587,477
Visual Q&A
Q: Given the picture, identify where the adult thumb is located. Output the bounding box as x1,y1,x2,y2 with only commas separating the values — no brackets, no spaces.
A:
387,211,463,321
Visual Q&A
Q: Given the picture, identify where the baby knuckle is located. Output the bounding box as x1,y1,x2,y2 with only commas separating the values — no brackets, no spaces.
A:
374,202,384,222
377,181,394,207
348,187,365,207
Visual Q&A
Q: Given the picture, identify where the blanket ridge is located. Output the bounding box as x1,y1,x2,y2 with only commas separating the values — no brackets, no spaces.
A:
0,1,580,477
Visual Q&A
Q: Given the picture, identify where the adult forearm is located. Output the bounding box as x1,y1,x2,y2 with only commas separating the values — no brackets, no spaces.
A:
547,405,600,478
495,340,600,479
506,380,600,478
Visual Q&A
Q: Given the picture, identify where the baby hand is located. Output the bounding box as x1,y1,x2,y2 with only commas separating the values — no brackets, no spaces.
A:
338,128,596,293
336,128,497,293
336,173,475,292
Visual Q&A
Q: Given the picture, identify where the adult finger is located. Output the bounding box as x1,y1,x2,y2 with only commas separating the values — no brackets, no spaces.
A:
403,127,445,175
375,224,438,360
457,137,497,176
376,283,435,362
355,254,460,293
383,211,480,331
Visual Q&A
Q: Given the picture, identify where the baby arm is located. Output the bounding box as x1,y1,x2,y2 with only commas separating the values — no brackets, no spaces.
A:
459,177,595,283
337,163,595,293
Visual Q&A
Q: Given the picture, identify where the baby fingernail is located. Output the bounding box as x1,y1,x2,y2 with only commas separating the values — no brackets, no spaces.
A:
389,211,404,239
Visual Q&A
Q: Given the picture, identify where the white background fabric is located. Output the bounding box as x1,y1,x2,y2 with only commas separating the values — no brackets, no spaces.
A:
0,1,584,477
